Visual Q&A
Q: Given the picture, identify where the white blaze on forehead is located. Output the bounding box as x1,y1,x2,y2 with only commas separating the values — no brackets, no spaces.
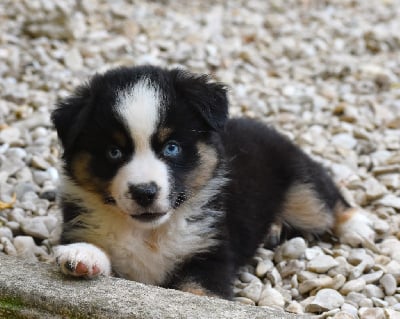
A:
116,79,162,150
112,79,170,217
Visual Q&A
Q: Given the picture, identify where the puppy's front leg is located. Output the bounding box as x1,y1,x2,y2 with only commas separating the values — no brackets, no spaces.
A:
168,252,235,299
54,243,111,278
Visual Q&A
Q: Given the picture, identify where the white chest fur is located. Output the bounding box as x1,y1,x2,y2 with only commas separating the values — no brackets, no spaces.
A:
61,178,224,285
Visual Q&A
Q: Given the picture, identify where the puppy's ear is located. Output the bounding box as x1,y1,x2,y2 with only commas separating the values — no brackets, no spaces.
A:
172,70,228,131
51,84,92,153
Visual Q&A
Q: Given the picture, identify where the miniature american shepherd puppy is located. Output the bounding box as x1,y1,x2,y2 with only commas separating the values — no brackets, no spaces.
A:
53,65,373,299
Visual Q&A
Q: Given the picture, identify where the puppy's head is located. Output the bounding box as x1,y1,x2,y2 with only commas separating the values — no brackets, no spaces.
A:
52,66,228,228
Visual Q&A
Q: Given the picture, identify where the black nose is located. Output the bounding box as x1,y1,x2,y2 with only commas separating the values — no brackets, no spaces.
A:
128,182,159,207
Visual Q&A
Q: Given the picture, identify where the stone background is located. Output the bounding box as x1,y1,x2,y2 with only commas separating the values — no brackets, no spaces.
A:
0,0,400,317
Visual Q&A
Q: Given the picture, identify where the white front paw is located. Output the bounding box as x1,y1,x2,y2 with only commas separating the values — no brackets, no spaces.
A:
54,243,111,278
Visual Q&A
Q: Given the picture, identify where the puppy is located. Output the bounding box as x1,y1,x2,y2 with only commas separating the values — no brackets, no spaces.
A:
52,65,373,299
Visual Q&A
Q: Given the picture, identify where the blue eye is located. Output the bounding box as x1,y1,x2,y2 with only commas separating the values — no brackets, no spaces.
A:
107,146,123,161
162,141,181,158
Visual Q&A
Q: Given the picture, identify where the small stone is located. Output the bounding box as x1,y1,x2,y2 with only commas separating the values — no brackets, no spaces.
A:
373,219,390,234
0,127,21,145
359,299,374,308
361,270,384,284
238,280,263,302
346,292,366,307
258,285,285,308
331,274,346,291
332,133,357,149
385,260,400,276
278,260,305,278
30,156,49,170
340,278,366,295
285,301,303,314
20,217,50,240
307,254,339,273
328,256,352,277
33,170,50,186
305,246,324,260
359,307,385,319
363,284,385,299
64,47,83,71
5,221,20,232
371,297,388,308
378,195,400,209
305,289,345,313
380,274,397,296
299,276,333,294
385,308,400,319
364,177,387,200
0,227,13,240
266,267,282,286
341,303,358,317
13,236,37,260
280,237,307,259
255,259,274,277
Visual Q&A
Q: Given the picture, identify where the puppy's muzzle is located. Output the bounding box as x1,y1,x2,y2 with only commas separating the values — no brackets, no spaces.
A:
129,182,159,207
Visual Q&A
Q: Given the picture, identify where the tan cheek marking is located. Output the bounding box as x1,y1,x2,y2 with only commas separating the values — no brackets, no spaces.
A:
186,143,219,192
71,152,108,193
281,184,333,232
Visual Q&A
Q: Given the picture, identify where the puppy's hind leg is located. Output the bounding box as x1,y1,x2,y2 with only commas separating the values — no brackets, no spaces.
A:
280,183,335,236
279,182,375,247
333,203,375,247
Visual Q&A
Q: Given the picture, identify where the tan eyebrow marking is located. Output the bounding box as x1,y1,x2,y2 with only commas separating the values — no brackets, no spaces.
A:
157,127,173,143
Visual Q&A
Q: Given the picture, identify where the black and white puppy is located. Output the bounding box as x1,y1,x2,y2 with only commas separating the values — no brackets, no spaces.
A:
52,65,373,299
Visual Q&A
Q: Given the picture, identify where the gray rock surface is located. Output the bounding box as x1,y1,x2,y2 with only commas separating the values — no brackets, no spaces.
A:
0,254,297,319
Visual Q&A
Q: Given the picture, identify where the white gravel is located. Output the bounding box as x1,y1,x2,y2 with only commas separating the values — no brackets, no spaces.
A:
1,0,400,317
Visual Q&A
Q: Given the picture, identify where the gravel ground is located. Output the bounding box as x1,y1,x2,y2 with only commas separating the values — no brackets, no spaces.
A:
1,0,400,317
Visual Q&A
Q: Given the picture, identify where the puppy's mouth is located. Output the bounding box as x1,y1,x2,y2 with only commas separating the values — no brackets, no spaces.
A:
131,212,167,222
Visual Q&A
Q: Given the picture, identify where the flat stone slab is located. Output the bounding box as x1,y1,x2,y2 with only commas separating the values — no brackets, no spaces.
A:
0,254,305,318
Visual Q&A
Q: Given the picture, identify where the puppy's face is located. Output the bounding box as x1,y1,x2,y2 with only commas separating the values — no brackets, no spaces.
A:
52,66,228,228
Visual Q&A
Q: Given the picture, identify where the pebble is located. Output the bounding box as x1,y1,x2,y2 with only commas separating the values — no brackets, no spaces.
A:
238,280,263,302
298,276,333,294
20,217,50,240
279,237,307,260
380,274,397,296
255,259,274,277
359,307,385,319
305,289,345,313
0,227,13,240
364,284,385,299
361,270,384,284
340,278,366,295
307,254,339,273
285,301,303,314
13,236,38,260
341,303,358,317
258,285,285,308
